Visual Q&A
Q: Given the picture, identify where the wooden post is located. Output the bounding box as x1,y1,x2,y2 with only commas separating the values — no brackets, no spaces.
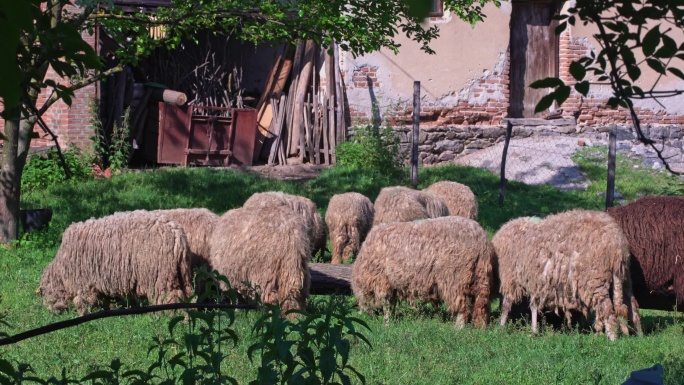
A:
499,120,513,204
606,124,617,209
411,81,420,188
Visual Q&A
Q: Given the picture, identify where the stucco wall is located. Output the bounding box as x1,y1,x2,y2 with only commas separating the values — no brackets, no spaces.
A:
343,2,512,127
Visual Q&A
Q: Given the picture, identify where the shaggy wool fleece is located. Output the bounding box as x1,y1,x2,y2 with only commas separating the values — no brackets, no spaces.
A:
423,181,478,220
209,204,311,312
492,209,641,340
39,211,193,315
373,186,449,225
325,192,374,264
352,216,493,327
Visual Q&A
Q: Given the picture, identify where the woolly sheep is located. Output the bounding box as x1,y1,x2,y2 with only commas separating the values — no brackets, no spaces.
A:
243,191,326,258
39,211,193,315
150,208,218,269
209,204,311,312
607,196,684,311
352,216,494,328
423,181,478,220
373,186,449,225
325,192,375,264
492,210,642,340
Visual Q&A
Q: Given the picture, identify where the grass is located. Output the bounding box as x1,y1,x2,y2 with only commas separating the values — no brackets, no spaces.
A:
1,159,683,384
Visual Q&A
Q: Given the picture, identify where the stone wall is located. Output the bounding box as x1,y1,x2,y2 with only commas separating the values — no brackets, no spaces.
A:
386,122,684,172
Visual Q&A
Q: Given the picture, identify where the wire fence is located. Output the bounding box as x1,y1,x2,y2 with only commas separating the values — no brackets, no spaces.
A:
451,123,684,206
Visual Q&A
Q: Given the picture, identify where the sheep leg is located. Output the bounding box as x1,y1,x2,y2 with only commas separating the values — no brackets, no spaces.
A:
622,277,643,336
600,299,618,341
500,297,512,327
382,293,397,325
611,272,630,336
530,303,539,335
629,294,643,337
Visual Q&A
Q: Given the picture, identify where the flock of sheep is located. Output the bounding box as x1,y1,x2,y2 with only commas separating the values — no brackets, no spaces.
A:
38,182,684,341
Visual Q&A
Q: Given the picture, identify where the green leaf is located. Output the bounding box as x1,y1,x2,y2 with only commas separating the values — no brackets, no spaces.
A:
569,62,586,81
642,25,661,57
534,93,556,114
319,347,336,381
165,312,182,334
529,77,565,89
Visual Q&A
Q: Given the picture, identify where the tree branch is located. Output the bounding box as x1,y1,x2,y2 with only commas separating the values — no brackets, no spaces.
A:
0,302,256,347
36,64,125,118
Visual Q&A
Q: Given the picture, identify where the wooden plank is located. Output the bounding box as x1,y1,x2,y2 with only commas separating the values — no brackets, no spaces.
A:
333,42,344,143
293,40,317,162
254,45,294,162
509,1,559,118
504,117,576,126
322,97,330,165
328,97,336,165
286,40,306,156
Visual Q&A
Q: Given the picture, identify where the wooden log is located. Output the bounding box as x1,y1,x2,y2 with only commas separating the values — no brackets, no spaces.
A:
322,97,330,165
309,263,352,295
286,40,306,155
293,39,316,162
333,43,344,143
151,88,188,106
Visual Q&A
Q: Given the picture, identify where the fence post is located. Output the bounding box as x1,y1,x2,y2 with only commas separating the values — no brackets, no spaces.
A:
606,124,617,209
411,81,420,188
499,120,513,204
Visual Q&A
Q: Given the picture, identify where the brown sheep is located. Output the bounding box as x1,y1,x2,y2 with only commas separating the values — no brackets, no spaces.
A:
607,195,684,311
325,192,375,264
352,216,494,328
150,208,218,269
492,210,642,341
373,186,450,225
243,191,326,259
39,211,193,315
209,204,311,312
423,181,478,220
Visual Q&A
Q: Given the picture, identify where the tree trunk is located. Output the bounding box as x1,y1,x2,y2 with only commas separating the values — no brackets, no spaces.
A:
0,108,23,243
0,102,36,244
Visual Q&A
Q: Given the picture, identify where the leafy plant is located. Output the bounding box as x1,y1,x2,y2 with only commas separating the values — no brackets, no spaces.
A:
21,149,93,193
248,296,372,385
90,104,131,174
336,125,405,181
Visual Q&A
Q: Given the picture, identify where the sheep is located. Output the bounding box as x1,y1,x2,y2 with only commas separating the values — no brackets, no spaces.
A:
150,208,218,269
243,191,326,259
38,211,193,315
373,186,450,226
607,195,684,311
492,209,642,341
351,216,494,328
209,204,311,312
325,192,375,264
423,181,478,220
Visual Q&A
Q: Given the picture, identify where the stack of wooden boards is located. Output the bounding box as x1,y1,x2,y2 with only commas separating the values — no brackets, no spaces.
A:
254,40,346,166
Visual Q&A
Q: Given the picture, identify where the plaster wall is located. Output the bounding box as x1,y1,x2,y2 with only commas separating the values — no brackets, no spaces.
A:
343,2,512,125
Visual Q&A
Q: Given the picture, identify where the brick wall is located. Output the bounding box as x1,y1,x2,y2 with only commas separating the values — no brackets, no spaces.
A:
346,25,684,129
0,14,96,151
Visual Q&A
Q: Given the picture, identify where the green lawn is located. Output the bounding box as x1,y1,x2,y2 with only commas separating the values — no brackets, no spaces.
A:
2,160,683,384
